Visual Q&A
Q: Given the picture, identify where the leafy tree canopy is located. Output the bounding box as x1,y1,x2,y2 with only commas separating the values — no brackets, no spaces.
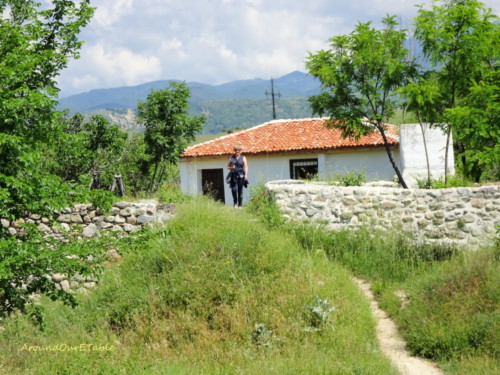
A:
307,15,417,188
0,0,95,219
0,1,111,327
403,0,499,182
137,82,206,192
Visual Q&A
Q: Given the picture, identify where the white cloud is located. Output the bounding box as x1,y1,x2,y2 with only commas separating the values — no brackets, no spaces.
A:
93,0,134,28
60,43,162,93
57,0,500,97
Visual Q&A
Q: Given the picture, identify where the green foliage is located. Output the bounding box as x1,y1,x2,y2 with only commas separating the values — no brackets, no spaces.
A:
0,0,106,324
328,170,367,187
156,183,191,204
246,182,285,229
389,250,499,362
307,15,417,188
252,323,279,348
305,297,336,330
46,112,128,184
446,69,500,181
116,133,151,195
0,228,104,329
416,174,474,189
398,74,443,124
137,82,206,192
408,0,499,182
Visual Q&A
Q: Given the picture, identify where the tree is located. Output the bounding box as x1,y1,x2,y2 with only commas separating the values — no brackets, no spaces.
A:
0,1,108,326
0,0,94,218
412,0,499,183
51,113,128,184
446,69,500,180
137,82,206,192
306,15,417,188
117,133,151,194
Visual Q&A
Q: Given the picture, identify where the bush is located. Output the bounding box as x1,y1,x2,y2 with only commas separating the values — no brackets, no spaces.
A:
416,175,474,189
245,182,284,229
325,170,367,187
0,227,105,329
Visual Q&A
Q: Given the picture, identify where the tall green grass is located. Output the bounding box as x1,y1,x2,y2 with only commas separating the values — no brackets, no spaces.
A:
248,188,499,374
382,248,499,372
0,199,397,374
291,223,457,283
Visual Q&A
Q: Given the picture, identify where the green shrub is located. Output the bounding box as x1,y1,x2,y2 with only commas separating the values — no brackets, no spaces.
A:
0,227,105,330
323,170,367,187
305,296,336,331
416,175,474,189
246,182,284,229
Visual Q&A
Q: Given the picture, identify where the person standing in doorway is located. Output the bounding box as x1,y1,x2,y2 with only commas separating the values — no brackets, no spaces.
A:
227,145,248,208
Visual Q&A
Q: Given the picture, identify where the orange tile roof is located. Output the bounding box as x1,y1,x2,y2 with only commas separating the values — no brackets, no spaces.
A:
181,118,399,158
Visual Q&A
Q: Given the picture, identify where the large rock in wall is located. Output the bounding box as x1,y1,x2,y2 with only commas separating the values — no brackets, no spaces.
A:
267,180,499,247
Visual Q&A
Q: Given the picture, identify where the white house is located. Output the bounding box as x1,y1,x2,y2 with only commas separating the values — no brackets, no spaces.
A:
180,118,453,205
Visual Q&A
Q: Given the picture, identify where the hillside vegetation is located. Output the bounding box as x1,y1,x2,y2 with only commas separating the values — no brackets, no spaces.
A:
0,200,397,375
247,184,499,375
82,96,314,135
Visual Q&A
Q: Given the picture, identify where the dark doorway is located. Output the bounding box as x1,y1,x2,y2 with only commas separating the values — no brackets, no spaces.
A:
201,168,225,202
290,158,319,180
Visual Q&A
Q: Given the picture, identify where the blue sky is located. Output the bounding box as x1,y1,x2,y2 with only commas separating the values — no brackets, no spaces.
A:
57,0,500,97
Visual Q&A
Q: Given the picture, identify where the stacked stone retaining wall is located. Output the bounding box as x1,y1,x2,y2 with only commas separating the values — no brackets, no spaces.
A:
1,201,175,239
1,201,175,292
266,181,499,247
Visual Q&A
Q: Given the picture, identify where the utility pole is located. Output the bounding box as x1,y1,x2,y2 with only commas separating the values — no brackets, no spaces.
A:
265,78,281,120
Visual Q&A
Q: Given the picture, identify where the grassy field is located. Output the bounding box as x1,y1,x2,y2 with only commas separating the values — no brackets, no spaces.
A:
1,191,498,374
292,224,499,372
245,185,499,375
0,199,397,374
293,227,499,374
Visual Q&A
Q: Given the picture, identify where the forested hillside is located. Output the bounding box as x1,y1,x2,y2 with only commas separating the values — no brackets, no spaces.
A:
57,71,320,134
84,96,314,134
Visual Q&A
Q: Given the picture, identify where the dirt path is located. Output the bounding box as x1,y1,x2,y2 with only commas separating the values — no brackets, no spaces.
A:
353,278,444,375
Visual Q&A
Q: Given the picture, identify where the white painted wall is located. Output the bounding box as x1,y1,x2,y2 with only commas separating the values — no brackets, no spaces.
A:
399,124,455,187
180,148,400,205
323,149,400,181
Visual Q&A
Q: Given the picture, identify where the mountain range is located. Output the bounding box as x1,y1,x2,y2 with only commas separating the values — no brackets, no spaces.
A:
56,71,321,134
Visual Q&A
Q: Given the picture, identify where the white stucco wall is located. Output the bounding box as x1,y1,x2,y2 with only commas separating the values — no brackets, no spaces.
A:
323,149,400,181
399,123,455,187
180,148,400,205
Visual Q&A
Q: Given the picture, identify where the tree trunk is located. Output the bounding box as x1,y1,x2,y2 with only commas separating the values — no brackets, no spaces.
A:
380,126,408,189
418,116,431,184
444,125,451,187
148,161,159,193
153,163,167,193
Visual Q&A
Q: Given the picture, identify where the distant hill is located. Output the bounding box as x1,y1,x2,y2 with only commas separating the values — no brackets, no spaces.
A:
57,71,321,134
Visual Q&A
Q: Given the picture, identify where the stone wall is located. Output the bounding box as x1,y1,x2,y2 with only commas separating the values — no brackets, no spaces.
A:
266,180,500,247
1,201,175,292
1,201,175,239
